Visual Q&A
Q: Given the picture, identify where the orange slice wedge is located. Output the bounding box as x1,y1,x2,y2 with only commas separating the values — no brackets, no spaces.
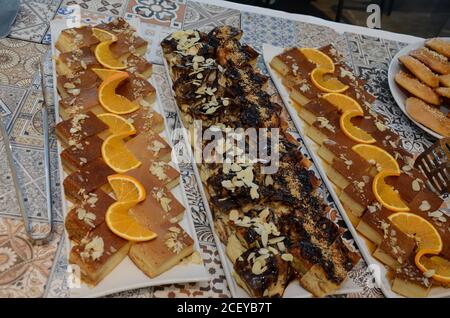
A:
321,93,363,113
97,113,136,136
92,68,126,81
372,170,410,212
388,212,442,251
310,68,349,93
94,40,127,70
340,110,376,144
415,252,450,284
352,144,400,173
92,28,117,42
105,174,156,242
299,48,335,72
107,174,146,202
106,201,157,241
98,72,140,114
102,134,141,173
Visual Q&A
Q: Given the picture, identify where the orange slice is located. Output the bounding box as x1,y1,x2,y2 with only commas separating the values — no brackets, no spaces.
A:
106,201,157,241
299,48,335,71
310,68,349,93
98,72,140,114
340,110,376,144
415,252,450,284
388,212,442,251
97,113,136,136
352,144,400,173
321,93,363,113
372,170,409,212
102,135,141,173
107,174,146,203
92,68,126,81
92,28,117,42
94,40,127,70
105,175,155,242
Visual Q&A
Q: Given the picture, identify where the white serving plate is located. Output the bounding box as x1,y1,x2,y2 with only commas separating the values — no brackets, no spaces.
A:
263,43,450,298
388,38,450,139
160,40,364,298
49,18,209,298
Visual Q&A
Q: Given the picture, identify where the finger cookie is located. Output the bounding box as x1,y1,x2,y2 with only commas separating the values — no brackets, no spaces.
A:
436,87,450,98
405,97,450,137
395,71,441,105
425,38,450,58
439,74,450,87
410,47,450,75
398,55,439,87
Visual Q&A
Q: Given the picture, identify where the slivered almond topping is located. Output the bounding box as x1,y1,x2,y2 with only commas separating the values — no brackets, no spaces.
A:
375,121,386,132
423,269,436,278
64,82,76,89
340,67,355,80
419,200,431,211
149,161,169,181
281,253,293,262
229,209,239,221
251,260,264,275
317,117,335,132
412,179,421,191
164,230,184,254
80,236,104,261
67,88,81,96
140,99,152,107
76,207,96,228
148,140,167,154
379,220,390,238
152,188,172,212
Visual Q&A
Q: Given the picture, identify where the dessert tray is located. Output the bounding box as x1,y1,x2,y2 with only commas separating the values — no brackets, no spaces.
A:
50,18,208,298
161,27,365,298
388,38,450,139
263,43,450,298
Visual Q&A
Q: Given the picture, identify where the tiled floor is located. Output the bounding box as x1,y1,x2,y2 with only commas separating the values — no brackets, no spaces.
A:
0,39,48,87
0,0,411,299
8,0,62,43
125,0,187,29
0,218,62,297
182,1,241,32
61,0,126,16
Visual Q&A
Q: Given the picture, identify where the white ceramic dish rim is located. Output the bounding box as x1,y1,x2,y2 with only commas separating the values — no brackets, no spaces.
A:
263,43,450,298
159,37,365,297
387,38,450,139
49,18,209,298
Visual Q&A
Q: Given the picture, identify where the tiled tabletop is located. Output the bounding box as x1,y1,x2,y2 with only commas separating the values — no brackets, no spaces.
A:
0,0,435,298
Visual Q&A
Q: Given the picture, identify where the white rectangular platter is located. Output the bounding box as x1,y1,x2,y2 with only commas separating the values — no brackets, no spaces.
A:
160,41,364,298
49,18,209,298
263,43,450,298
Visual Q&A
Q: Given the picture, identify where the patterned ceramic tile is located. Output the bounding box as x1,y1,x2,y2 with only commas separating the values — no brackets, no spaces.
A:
0,85,27,129
8,88,57,150
42,234,69,298
0,218,62,297
61,0,126,16
153,243,229,298
8,0,62,43
241,11,341,53
0,39,47,87
344,32,434,154
0,137,52,222
125,0,186,29
183,1,240,33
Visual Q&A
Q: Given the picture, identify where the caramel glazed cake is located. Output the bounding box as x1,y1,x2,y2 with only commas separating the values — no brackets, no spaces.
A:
270,45,450,297
161,26,362,298
54,18,197,287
